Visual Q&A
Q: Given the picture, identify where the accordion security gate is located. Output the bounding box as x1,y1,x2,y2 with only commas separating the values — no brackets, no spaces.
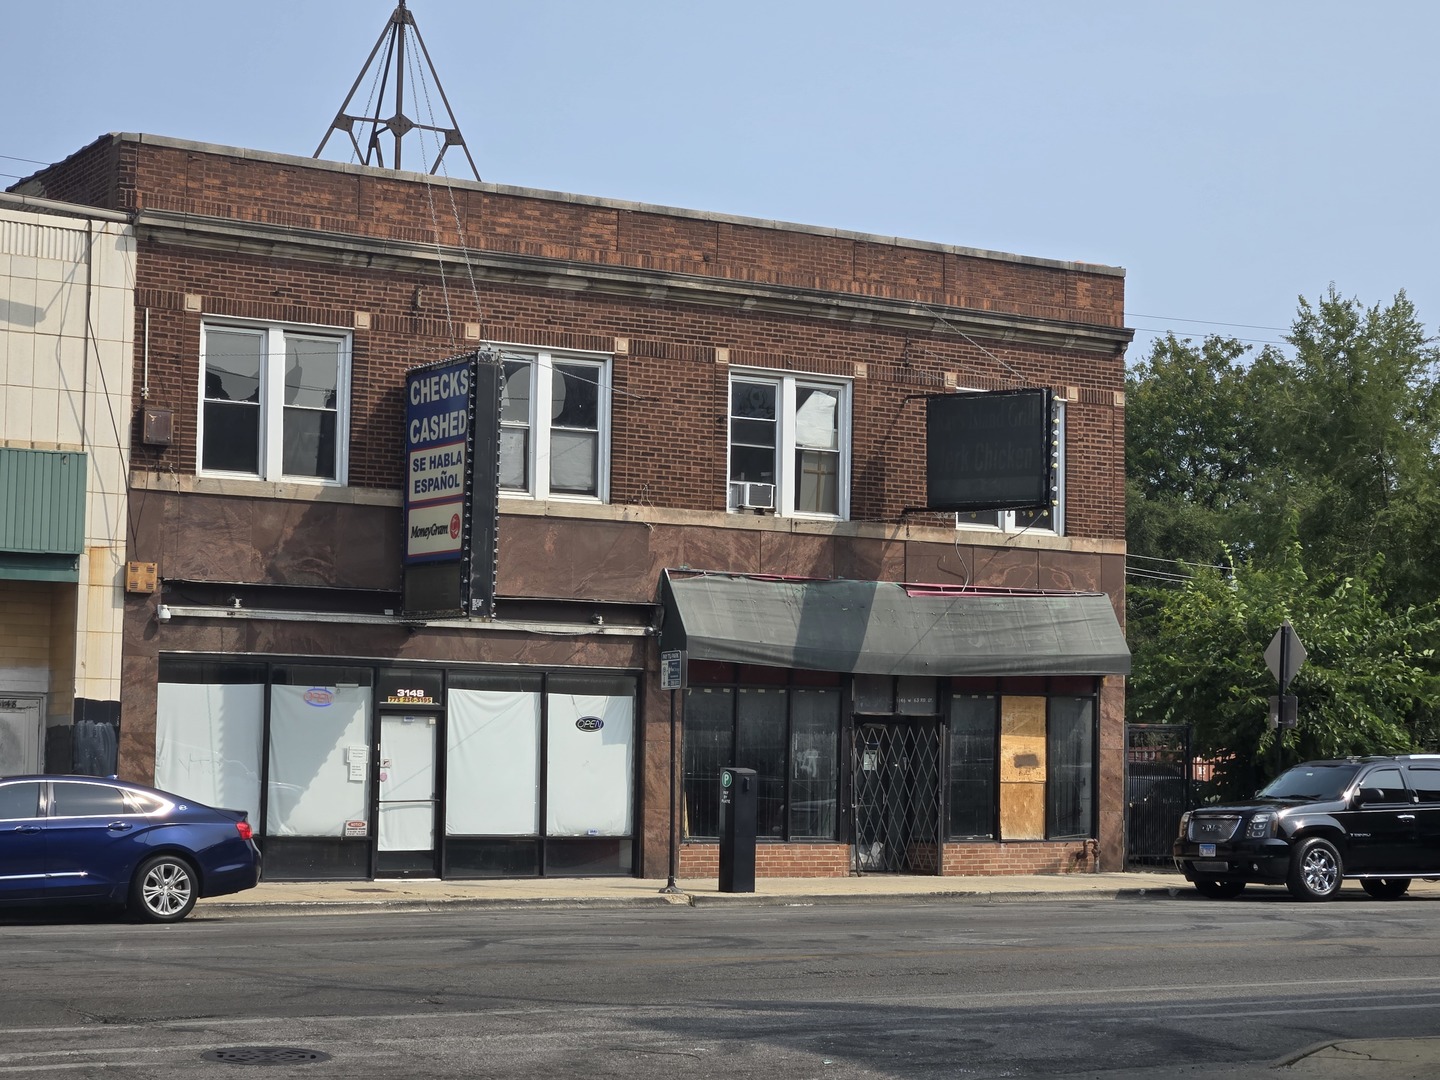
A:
851,720,943,875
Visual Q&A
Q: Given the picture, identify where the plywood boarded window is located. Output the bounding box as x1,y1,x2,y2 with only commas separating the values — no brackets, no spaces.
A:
999,696,1047,840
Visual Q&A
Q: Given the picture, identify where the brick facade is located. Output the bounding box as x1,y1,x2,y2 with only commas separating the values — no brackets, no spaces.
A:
15,133,1133,879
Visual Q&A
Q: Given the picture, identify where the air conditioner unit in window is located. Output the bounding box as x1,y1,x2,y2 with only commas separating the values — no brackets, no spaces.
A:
732,481,776,511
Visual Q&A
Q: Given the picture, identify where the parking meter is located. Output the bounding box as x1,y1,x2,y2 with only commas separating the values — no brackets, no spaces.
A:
718,766,756,893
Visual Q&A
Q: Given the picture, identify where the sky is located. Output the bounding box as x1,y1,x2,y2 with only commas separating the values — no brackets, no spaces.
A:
3,1,1437,361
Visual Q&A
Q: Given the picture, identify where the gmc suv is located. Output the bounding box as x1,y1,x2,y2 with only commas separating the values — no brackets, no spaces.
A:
1172,755,1440,900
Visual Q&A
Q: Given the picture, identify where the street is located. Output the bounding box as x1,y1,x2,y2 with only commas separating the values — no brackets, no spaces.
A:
2,892,1439,1077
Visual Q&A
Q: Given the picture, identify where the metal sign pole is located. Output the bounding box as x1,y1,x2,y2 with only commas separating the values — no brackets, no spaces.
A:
658,649,686,895
661,688,681,893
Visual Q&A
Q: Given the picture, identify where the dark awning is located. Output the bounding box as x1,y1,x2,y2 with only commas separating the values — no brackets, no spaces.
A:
659,571,1130,677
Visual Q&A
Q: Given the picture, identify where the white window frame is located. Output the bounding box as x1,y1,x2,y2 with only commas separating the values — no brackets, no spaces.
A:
499,347,611,503
197,320,352,485
728,369,851,520
953,399,1065,535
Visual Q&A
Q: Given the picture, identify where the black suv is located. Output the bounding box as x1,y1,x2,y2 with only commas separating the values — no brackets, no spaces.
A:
1172,755,1440,900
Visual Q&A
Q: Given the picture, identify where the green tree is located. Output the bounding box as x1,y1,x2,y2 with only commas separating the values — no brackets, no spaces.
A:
1125,333,1272,568
1249,288,1440,605
1128,544,1440,800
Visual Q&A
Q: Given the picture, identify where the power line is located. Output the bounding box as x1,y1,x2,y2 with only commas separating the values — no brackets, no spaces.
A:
1126,311,1290,333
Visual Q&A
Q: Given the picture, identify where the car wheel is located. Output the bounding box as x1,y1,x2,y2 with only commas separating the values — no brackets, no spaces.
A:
130,854,198,923
1286,837,1343,901
1360,877,1411,900
1192,878,1246,899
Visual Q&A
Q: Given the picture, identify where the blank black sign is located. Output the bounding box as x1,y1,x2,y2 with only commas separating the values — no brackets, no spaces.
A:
926,388,1053,512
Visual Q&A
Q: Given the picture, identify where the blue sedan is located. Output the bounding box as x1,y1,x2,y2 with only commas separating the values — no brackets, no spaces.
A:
0,774,261,922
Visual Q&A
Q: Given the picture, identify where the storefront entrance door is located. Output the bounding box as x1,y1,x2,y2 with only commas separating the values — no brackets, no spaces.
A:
377,712,438,876
852,719,942,874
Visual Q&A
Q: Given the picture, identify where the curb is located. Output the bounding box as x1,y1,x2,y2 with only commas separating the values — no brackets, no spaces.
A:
199,884,1198,918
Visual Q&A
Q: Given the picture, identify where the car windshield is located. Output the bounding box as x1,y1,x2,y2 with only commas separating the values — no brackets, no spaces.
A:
1257,763,1361,801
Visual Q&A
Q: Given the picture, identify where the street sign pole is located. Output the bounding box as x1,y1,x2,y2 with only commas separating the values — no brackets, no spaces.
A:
659,650,686,895
1265,621,1306,777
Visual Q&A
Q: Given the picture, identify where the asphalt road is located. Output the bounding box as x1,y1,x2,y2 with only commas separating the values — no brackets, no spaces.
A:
3,891,1439,1078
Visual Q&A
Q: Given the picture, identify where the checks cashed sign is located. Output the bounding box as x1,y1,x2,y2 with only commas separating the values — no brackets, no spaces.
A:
401,352,502,618
404,357,471,562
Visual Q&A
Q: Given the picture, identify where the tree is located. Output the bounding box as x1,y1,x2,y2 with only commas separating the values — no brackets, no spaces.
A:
1251,288,1440,606
1125,333,1273,568
1128,543,1440,801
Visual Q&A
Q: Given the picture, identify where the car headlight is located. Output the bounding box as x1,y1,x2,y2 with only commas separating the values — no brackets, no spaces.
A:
1246,812,1276,838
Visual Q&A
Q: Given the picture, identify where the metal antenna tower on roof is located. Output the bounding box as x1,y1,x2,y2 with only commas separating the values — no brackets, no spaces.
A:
314,0,480,179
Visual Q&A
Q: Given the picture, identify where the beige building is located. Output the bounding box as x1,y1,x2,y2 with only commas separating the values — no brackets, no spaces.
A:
0,195,135,774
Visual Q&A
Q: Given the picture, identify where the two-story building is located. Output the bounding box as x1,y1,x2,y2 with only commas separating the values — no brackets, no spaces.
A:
13,132,1132,882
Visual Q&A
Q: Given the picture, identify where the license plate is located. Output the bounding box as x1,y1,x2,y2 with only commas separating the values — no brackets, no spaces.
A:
1199,844,1216,857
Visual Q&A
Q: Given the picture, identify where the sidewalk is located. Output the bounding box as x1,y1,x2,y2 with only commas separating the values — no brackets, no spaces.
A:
199,869,1440,917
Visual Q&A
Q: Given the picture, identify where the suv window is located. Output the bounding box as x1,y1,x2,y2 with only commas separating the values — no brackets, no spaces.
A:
1357,767,1410,803
0,781,42,820
50,782,131,817
1406,765,1440,801
1258,763,1359,800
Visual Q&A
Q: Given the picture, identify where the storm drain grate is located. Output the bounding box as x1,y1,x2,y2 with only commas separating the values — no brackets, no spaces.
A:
201,1047,332,1066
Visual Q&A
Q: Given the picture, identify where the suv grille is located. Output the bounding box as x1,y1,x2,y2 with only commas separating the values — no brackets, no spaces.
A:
1188,814,1241,842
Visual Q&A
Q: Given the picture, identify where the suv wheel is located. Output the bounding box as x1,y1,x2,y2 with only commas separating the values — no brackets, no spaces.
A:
1360,877,1411,900
1287,837,1343,901
1192,878,1246,899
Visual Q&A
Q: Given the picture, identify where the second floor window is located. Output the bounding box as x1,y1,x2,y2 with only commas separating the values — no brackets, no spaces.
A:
500,350,609,501
729,372,850,518
200,323,350,483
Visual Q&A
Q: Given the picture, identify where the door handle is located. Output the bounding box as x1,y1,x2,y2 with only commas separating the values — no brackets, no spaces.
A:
106,821,134,831
1398,814,1416,822
11,825,41,834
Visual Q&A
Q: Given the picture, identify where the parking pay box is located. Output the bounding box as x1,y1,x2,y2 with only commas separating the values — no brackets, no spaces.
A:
718,767,757,893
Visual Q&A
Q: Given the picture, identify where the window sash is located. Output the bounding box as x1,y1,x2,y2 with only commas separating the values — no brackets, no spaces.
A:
729,372,849,519
499,351,608,500
200,323,349,483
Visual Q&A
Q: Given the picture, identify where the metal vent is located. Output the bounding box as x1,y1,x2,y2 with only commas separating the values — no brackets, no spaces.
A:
201,1047,333,1066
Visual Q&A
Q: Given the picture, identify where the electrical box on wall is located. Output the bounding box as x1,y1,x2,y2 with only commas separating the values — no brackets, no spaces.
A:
125,561,159,593
143,408,173,446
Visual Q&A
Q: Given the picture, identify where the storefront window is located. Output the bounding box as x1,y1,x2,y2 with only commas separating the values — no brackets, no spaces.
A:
1048,696,1095,838
545,674,635,838
682,677,840,842
790,689,840,838
737,688,787,838
155,661,266,824
443,671,636,878
446,675,542,836
682,688,734,840
947,694,997,839
265,682,372,838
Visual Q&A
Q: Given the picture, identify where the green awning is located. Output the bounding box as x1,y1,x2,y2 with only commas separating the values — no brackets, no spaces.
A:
659,571,1130,677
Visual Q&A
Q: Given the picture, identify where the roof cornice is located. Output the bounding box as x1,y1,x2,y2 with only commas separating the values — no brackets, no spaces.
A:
132,207,1133,354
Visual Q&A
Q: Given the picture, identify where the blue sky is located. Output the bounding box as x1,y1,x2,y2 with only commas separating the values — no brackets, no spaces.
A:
4,1,1436,360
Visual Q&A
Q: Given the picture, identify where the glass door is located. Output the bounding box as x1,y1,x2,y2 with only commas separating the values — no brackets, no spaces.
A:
377,712,438,876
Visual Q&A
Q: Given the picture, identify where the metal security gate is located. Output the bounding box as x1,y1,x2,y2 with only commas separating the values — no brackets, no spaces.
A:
852,720,943,875
1125,723,1193,868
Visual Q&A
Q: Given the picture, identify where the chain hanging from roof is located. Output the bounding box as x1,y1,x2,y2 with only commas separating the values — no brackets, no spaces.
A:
314,0,480,179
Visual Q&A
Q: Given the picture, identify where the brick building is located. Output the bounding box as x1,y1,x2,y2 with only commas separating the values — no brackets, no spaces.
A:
12,132,1132,881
